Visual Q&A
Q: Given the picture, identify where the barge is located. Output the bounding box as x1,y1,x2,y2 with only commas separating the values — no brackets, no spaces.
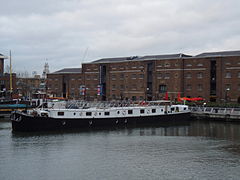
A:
11,101,191,132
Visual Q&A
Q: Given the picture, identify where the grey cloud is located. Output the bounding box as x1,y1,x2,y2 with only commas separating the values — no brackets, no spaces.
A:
1,0,240,74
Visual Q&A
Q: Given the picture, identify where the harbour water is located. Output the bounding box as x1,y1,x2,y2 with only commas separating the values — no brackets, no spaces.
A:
1,118,240,180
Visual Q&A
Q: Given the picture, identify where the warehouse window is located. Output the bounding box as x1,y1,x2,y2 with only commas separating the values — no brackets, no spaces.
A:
159,85,167,93
197,84,203,91
186,73,192,78
225,72,231,78
186,84,192,91
197,72,203,79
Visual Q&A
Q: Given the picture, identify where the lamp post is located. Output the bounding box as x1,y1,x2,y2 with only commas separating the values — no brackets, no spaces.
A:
225,87,230,104
146,87,149,101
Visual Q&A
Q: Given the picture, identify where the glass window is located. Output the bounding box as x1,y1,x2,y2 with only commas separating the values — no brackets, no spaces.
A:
197,72,203,79
186,73,192,78
104,112,110,116
157,73,162,79
140,109,145,114
120,74,124,80
165,63,170,67
225,72,231,78
187,84,192,91
58,112,64,116
131,74,137,79
139,74,144,79
159,85,167,93
197,84,203,91
112,74,116,80
86,112,92,116
164,73,170,79
128,110,133,114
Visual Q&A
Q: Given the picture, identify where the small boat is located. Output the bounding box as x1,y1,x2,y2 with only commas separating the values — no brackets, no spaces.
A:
0,100,31,118
11,101,191,132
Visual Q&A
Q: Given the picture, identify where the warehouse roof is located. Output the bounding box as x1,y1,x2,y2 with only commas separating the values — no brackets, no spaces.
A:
196,50,240,58
51,68,82,74
91,53,192,64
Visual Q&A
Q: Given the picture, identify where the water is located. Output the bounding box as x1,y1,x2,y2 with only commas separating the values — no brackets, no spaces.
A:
1,119,240,180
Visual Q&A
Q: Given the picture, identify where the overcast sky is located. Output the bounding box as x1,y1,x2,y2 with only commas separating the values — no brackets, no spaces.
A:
1,0,240,75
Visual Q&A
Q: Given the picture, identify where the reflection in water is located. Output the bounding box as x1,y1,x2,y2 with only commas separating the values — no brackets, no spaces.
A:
1,119,240,180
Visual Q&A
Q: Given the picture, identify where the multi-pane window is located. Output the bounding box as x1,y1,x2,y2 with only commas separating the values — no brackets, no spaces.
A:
197,84,203,91
159,85,167,93
112,74,116,80
225,72,231,78
157,73,162,79
164,73,170,79
238,72,240,78
120,73,124,80
186,84,192,91
139,74,144,79
197,72,203,79
131,74,137,79
165,63,170,67
186,73,192,78
132,84,137,90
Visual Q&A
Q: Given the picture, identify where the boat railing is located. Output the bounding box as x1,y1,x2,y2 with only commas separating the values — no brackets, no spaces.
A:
189,106,240,115
64,100,165,110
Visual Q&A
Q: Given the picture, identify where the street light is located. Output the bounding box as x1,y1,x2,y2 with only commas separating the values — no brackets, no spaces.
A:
225,87,230,103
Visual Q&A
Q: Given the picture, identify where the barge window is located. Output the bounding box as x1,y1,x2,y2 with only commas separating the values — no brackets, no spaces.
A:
128,110,133,114
171,108,175,111
140,109,145,114
58,112,64,116
105,112,110,116
152,109,156,113
86,112,92,116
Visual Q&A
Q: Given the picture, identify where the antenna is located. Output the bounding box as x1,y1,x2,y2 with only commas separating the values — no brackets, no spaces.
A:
82,47,89,63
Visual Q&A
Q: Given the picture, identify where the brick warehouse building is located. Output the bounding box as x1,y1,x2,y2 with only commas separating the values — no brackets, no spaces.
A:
47,68,83,99
0,54,17,98
47,50,240,103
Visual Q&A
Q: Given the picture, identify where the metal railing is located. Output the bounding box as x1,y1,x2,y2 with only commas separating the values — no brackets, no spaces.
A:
189,107,240,115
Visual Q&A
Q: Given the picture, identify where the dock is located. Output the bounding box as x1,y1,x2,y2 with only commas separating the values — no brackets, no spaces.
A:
190,107,240,122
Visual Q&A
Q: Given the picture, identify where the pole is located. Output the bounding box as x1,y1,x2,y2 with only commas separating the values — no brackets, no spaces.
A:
9,50,13,96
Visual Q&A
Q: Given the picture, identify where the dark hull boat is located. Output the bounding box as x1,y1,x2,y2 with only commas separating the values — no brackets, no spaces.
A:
11,101,191,132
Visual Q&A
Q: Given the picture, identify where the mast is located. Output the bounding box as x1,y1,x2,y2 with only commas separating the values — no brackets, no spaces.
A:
10,50,13,95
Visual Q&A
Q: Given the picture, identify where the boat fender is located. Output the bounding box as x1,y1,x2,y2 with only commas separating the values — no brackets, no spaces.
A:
122,111,126,115
16,116,22,122
124,119,127,123
10,113,15,121
89,121,93,125
147,109,150,114
116,120,118,124
94,112,97,116
62,121,66,125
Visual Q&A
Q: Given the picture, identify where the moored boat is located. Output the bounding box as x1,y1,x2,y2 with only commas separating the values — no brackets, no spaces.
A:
11,101,191,132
